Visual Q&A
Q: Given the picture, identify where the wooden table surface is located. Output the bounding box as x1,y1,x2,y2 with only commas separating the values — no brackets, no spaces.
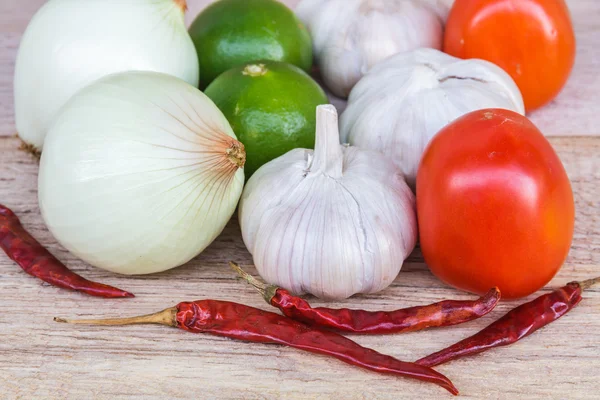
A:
1,1,599,399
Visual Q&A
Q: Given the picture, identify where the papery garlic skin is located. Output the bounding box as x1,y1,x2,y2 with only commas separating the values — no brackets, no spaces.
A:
14,0,199,151
341,48,525,187
296,0,449,98
38,71,244,275
420,0,454,20
240,105,417,300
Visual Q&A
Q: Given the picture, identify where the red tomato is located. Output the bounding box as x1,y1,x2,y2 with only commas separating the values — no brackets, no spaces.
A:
444,0,576,112
417,109,574,299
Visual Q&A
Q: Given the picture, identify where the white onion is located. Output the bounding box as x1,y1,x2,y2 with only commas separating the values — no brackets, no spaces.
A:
38,71,245,275
14,0,199,151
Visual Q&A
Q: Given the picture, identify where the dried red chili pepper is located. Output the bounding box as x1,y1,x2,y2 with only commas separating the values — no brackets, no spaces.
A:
416,277,600,367
0,204,133,298
55,299,458,395
230,262,500,334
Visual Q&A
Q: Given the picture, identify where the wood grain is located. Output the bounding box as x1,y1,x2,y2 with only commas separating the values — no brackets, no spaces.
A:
1,135,599,399
1,0,599,137
1,1,600,399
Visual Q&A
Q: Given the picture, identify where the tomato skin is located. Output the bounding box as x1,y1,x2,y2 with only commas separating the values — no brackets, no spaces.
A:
417,109,574,299
444,0,576,112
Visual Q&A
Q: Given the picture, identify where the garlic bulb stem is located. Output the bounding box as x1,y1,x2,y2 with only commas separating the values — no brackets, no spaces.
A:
311,105,344,178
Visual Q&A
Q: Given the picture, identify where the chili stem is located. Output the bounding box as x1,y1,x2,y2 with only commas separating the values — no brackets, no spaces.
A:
54,307,177,327
577,276,600,290
229,261,278,302
229,261,266,292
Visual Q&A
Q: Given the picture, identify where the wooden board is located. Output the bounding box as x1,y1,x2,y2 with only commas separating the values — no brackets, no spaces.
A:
0,0,599,137
1,135,599,399
1,1,600,399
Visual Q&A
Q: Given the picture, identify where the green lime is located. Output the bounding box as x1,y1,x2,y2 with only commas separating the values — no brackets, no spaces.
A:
189,0,313,88
204,61,329,176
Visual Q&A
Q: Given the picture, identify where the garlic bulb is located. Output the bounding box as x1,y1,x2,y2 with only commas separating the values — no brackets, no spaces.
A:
14,0,199,152
38,71,244,275
341,48,525,187
239,105,417,300
296,0,449,98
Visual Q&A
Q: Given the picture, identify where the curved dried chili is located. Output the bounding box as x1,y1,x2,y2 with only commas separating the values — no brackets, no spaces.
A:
416,277,600,367
230,262,500,334
0,204,133,298
55,299,458,395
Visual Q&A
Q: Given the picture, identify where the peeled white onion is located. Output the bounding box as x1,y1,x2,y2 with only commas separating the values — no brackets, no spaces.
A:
38,71,245,275
14,0,199,151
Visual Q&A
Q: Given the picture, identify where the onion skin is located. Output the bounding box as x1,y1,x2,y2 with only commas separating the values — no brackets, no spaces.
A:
38,71,244,275
14,0,199,151
174,0,188,11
